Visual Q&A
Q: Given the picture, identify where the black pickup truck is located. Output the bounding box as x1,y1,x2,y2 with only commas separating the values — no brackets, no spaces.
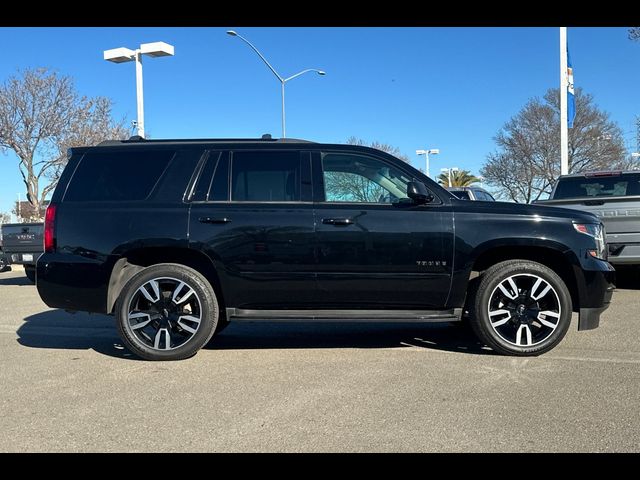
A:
1,222,44,282
36,137,615,360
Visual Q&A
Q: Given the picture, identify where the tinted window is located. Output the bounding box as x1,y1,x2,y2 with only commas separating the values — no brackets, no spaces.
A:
209,154,229,201
231,151,300,202
192,152,220,200
450,190,471,200
65,150,174,202
553,174,640,199
474,190,494,201
151,149,203,202
322,153,411,203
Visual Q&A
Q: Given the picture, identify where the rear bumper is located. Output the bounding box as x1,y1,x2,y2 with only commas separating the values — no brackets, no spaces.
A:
37,253,113,313
607,243,640,265
7,252,40,265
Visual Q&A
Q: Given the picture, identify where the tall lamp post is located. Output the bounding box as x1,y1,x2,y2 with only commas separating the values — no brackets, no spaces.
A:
416,148,440,178
440,167,459,187
103,42,175,138
226,30,325,138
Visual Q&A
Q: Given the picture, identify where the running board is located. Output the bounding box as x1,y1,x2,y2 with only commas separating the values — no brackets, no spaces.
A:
226,308,462,322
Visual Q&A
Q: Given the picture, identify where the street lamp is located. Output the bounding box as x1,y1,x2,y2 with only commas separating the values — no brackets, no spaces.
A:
103,41,175,138
416,148,440,178
226,30,325,138
440,167,459,188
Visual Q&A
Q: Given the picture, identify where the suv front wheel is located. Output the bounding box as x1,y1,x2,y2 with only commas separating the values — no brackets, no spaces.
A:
469,260,572,356
115,263,219,361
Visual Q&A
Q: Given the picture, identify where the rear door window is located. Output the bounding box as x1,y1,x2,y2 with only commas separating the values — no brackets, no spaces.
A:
231,151,301,202
64,149,174,202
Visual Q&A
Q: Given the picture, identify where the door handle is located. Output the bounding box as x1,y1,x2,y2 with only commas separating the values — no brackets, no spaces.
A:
322,218,354,226
199,217,232,224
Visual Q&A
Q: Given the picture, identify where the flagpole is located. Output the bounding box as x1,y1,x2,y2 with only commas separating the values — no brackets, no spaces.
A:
560,27,569,175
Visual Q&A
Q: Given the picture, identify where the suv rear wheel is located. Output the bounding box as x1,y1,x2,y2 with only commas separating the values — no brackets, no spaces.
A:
468,260,572,356
115,263,219,361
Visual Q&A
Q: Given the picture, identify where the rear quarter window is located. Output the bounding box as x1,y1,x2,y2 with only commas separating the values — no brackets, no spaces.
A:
64,149,175,202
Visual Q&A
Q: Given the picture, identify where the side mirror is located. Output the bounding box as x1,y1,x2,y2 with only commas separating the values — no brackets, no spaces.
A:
407,181,433,204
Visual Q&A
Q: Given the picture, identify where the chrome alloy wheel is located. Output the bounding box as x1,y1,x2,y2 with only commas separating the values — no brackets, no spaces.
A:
487,274,561,347
126,277,202,351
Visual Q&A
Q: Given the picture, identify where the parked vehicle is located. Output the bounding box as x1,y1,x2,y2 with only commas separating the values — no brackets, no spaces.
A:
36,137,615,360
2,222,43,282
535,170,640,267
0,227,11,273
447,186,496,201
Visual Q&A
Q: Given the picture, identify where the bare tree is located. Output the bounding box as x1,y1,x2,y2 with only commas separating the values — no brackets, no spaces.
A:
629,27,640,41
346,136,410,163
0,212,10,225
437,169,480,187
0,68,128,220
481,88,631,203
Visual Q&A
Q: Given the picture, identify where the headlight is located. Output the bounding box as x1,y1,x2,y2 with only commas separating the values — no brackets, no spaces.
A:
573,223,606,260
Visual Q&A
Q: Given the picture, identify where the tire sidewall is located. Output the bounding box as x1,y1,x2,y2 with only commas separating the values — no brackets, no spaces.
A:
474,261,572,355
115,264,218,361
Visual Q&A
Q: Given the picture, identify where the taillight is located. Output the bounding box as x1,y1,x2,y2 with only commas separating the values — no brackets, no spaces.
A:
44,204,57,253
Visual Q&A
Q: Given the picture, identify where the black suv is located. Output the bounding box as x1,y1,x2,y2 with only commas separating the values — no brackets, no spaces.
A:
37,137,615,360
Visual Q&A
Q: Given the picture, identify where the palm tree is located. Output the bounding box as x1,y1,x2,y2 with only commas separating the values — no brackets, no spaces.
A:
437,169,481,187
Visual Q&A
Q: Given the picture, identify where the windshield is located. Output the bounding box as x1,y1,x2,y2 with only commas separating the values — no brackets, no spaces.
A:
553,173,640,199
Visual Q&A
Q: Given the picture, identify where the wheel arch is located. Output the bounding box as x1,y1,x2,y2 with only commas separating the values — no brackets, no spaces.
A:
107,247,224,315
469,243,581,312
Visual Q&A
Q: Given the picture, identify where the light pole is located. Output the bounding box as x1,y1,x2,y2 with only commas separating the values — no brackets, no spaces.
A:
226,30,325,138
416,148,440,178
103,42,175,138
440,167,459,187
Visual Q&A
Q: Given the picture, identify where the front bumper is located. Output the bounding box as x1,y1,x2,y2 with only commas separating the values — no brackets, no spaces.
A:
578,285,614,330
576,263,615,331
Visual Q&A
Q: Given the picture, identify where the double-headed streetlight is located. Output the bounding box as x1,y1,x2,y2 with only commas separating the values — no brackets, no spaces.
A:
440,167,459,187
226,30,325,138
104,42,175,138
416,148,440,178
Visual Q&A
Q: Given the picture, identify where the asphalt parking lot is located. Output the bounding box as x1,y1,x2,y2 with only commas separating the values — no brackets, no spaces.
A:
0,265,639,452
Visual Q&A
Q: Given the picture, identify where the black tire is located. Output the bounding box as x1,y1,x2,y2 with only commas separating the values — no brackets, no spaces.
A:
115,263,219,361
468,260,572,356
0,255,10,273
24,265,36,283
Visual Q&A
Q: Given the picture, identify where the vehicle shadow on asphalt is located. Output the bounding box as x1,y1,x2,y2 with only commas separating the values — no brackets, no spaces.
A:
206,321,492,355
0,275,32,286
17,309,137,360
17,310,491,359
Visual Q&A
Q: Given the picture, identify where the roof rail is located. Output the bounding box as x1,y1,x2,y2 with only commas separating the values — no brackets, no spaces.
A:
95,136,316,145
